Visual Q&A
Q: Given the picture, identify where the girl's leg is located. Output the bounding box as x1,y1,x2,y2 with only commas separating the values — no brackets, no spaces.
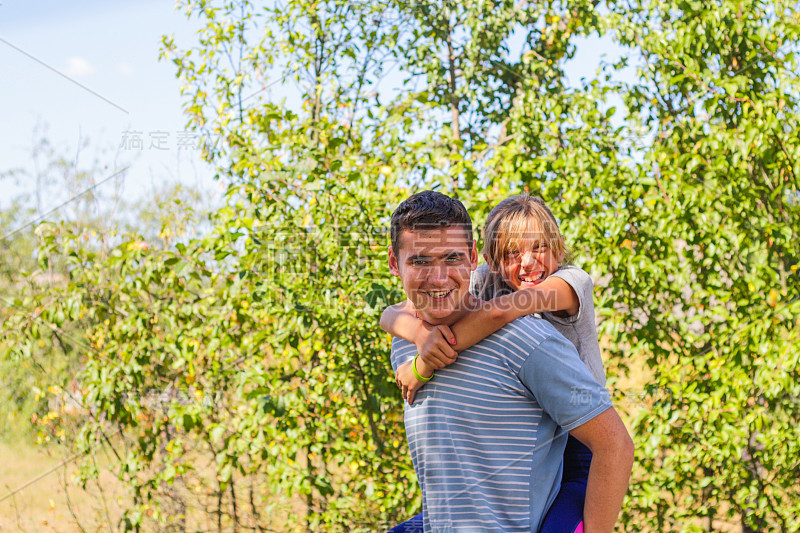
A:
539,435,592,533
387,512,423,533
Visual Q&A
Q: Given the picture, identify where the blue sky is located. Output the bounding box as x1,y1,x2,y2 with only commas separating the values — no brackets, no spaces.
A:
0,0,219,216
1,1,631,223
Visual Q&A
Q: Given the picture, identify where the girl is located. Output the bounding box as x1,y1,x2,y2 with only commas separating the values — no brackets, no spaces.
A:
383,194,606,533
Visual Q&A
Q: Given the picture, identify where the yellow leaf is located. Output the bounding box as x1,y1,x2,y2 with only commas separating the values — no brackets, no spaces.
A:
767,289,778,307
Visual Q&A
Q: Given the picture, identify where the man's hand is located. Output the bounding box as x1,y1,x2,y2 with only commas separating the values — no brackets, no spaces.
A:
569,407,634,533
415,322,458,370
395,358,433,405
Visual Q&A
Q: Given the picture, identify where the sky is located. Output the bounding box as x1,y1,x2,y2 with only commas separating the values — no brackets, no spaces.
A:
0,0,220,219
0,1,632,230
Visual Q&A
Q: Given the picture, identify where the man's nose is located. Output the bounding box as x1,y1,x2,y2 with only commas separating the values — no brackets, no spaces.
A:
427,264,449,284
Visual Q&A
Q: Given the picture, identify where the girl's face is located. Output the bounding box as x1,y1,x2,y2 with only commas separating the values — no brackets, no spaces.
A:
499,238,563,291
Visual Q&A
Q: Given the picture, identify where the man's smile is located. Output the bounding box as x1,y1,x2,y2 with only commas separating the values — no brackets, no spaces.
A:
423,288,455,300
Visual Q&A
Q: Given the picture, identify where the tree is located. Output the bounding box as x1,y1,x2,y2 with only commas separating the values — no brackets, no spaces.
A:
605,1,800,529
0,132,127,442
3,0,799,530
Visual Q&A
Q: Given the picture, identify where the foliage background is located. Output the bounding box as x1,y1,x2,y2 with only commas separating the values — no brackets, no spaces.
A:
1,0,799,531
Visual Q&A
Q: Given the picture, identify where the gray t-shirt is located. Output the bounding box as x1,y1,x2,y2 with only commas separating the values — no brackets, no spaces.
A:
391,316,612,533
470,264,607,385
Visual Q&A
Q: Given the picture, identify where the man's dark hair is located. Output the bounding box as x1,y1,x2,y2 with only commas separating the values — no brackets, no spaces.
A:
390,190,473,255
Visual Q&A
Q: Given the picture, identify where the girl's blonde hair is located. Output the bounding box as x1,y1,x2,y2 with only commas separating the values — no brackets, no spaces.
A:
478,194,570,299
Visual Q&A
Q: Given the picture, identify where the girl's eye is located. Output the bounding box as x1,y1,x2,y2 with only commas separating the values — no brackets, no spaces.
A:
507,250,520,256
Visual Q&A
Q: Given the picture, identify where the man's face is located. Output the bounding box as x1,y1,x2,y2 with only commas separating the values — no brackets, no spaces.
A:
388,226,478,325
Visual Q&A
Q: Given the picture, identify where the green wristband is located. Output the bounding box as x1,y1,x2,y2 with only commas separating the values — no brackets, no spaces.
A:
412,354,433,382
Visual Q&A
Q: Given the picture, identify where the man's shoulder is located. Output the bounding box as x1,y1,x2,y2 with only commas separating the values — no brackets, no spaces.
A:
460,317,570,380
504,315,563,338
479,315,564,354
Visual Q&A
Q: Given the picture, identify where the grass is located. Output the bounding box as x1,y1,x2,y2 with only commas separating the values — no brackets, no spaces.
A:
0,345,746,532
0,439,126,532
0,434,300,532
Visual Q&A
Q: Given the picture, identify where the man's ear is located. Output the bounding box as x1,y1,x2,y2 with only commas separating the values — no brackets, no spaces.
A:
470,241,478,270
388,246,401,277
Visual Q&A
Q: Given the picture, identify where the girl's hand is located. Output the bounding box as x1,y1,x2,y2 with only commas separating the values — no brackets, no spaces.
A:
395,358,432,405
415,322,458,370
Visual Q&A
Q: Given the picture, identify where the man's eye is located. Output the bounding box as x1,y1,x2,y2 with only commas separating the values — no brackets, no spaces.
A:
445,257,460,263
412,259,428,266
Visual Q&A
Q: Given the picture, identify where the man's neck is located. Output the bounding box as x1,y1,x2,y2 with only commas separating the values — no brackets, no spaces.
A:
418,294,478,327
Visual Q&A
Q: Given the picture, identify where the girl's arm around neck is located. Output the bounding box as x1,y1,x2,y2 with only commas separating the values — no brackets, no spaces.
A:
380,300,418,342
448,275,579,352
381,301,458,369
507,274,580,318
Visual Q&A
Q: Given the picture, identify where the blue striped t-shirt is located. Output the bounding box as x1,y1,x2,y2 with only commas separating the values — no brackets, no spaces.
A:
391,315,612,533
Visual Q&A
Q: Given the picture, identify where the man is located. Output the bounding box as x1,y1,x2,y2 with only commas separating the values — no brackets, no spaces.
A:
387,190,633,533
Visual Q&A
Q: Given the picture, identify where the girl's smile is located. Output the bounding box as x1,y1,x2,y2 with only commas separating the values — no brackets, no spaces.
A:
501,242,562,292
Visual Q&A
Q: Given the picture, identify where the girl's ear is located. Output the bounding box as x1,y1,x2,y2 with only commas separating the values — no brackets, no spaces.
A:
469,241,478,270
557,236,566,264
482,251,498,272
484,252,502,273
